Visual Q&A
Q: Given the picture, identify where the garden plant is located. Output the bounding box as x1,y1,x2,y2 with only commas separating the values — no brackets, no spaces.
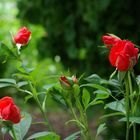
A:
0,27,140,140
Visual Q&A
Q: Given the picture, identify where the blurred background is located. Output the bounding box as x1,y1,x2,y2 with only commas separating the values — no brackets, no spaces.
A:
0,0,140,139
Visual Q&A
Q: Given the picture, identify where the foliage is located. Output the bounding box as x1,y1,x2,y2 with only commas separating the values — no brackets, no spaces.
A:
0,0,63,80
0,28,112,139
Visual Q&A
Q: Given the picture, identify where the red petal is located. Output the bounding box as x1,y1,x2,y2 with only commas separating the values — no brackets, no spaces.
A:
1,104,12,120
116,54,130,71
9,104,21,124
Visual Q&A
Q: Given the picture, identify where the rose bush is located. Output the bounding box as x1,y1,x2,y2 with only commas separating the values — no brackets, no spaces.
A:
0,27,140,140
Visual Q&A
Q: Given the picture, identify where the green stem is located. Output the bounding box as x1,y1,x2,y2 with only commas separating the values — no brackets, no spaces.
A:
67,100,78,120
11,126,18,140
29,81,53,131
133,124,136,140
128,71,136,140
67,100,87,140
36,98,53,131
125,72,130,140
74,95,90,140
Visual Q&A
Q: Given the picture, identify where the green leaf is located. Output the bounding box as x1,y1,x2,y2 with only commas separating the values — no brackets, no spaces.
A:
16,61,26,73
105,99,125,113
0,78,16,88
16,61,34,73
136,75,140,85
0,78,16,84
48,86,66,106
82,88,90,109
17,81,28,88
12,112,32,140
65,119,85,130
96,123,106,138
78,73,85,82
43,83,58,90
119,117,140,124
1,126,10,135
88,100,103,108
100,112,124,119
73,84,80,96
26,131,60,140
42,95,47,112
64,131,80,140
0,83,14,88
50,93,66,106
84,74,101,84
101,79,121,88
24,95,33,103
81,84,111,94
94,90,110,100
13,73,33,81
0,41,16,63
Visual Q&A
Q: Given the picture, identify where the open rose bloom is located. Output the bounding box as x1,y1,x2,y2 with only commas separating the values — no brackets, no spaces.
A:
0,96,21,124
14,27,31,46
102,34,139,71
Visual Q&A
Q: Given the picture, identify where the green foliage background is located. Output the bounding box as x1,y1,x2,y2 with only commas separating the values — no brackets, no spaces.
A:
16,0,140,76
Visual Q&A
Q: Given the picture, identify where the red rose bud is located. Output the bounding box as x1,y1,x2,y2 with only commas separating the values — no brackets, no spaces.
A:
102,35,121,48
0,96,21,124
14,27,31,46
109,40,139,71
59,75,78,89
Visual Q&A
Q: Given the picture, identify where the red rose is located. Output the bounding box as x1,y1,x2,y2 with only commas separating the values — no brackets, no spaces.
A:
0,96,21,124
109,40,139,71
102,35,121,48
59,75,78,89
14,27,31,46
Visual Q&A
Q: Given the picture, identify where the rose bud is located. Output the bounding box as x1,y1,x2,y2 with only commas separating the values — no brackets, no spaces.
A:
0,96,21,124
72,75,78,84
102,34,121,48
14,27,31,46
59,75,78,90
109,40,139,71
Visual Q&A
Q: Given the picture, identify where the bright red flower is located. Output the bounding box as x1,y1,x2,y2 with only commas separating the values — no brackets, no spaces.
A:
0,96,21,124
14,27,31,46
102,35,121,48
109,40,139,71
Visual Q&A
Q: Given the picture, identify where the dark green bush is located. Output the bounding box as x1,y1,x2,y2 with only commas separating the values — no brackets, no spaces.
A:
17,0,140,76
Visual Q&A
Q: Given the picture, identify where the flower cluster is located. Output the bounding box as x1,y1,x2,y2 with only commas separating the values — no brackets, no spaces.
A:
102,34,139,71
